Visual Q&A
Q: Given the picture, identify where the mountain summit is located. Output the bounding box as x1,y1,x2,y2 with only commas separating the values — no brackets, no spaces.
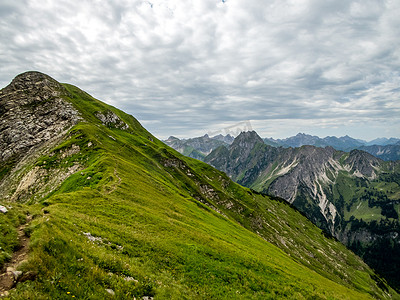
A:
0,72,396,298
0,71,81,162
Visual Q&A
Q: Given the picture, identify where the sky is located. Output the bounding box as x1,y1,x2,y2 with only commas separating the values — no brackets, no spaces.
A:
1,0,400,141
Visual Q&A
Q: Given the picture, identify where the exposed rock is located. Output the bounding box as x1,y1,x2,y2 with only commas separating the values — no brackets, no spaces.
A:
95,110,129,130
16,271,37,283
0,71,83,202
12,271,22,281
83,232,103,242
344,149,381,179
162,158,186,169
60,144,80,158
0,71,81,162
124,276,138,282
105,288,115,296
0,205,7,213
199,184,219,200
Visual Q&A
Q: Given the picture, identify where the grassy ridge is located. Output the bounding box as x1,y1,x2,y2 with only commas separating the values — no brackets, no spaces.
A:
3,83,396,298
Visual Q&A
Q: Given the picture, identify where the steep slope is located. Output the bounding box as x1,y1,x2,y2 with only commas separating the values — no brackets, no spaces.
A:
205,131,400,289
0,72,396,299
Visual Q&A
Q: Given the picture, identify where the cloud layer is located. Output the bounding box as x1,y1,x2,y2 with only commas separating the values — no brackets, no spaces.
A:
1,0,399,140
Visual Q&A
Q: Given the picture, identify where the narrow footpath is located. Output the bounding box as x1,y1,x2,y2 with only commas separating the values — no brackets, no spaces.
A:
0,215,32,297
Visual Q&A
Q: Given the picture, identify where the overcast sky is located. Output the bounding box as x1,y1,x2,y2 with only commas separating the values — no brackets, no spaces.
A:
1,0,400,140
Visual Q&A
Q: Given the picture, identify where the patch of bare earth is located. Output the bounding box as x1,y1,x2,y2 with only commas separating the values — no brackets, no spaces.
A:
0,215,33,298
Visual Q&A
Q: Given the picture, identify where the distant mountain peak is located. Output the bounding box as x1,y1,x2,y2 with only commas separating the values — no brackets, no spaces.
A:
296,132,311,137
233,130,263,144
229,131,264,160
166,136,180,141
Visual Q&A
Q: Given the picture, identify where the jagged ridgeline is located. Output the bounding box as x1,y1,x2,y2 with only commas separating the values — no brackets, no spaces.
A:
0,72,397,299
205,131,400,291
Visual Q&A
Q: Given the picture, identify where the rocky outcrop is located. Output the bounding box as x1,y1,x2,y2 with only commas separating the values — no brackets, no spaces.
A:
0,71,82,201
0,71,81,162
95,110,129,130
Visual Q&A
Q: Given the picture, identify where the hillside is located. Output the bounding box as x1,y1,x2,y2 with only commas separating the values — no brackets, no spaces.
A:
205,131,400,290
0,72,397,299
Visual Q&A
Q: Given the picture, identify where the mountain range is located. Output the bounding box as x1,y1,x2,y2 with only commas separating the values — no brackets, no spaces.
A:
165,132,400,161
265,133,400,160
1,72,395,298
163,134,234,161
205,131,400,290
264,133,400,150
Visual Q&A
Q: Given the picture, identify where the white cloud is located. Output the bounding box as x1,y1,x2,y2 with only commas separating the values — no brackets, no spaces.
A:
0,0,399,140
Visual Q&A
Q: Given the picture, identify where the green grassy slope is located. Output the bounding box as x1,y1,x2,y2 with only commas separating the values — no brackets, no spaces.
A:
2,84,396,299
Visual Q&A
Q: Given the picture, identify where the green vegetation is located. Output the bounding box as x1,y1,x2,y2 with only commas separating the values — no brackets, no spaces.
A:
1,83,397,298
320,168,400,290
0,204,27,267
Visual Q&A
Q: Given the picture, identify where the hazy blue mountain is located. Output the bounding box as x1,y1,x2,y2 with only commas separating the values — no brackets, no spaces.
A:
322,135,365,151
367,137,400,146
265,133,366,151
263,133,400,156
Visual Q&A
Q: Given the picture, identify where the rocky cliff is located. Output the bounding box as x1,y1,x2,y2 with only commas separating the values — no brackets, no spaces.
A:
0,72,82,201
0,71,81,161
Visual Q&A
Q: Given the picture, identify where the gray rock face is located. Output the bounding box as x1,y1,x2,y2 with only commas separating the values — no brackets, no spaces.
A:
0,71,83,201
344,150,381,178
0,71,81,162
95,110,129,130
